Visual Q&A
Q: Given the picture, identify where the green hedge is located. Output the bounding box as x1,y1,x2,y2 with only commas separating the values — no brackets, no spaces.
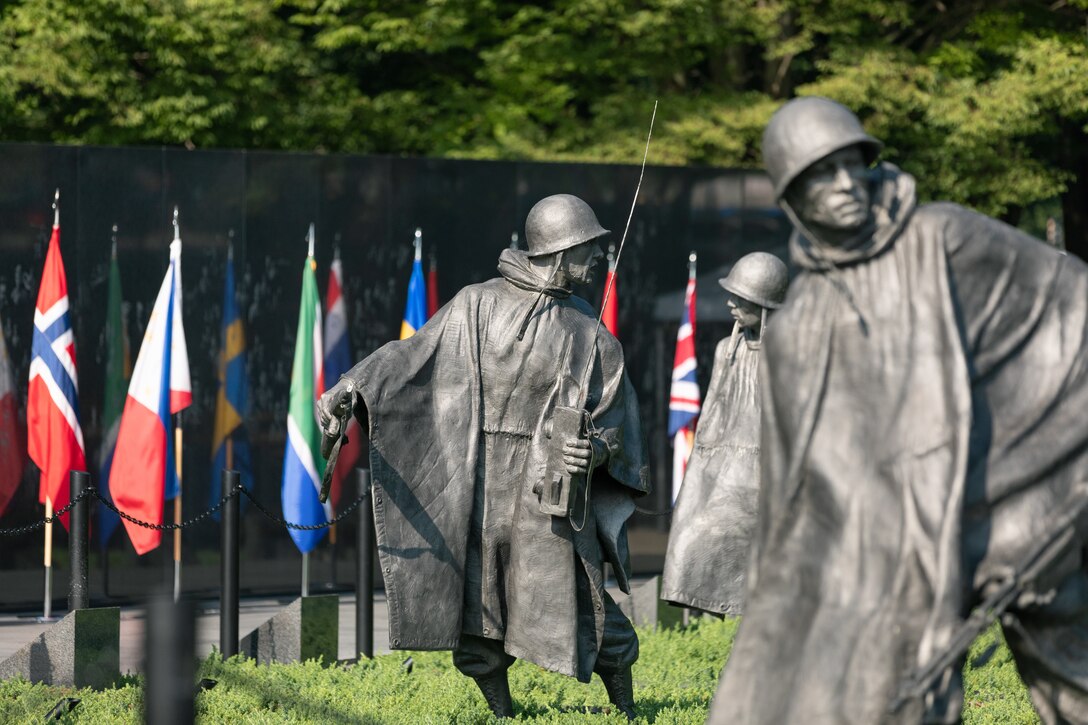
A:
0,617,1038,723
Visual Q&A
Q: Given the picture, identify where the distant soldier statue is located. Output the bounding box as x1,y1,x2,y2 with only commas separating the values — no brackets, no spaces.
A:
319,194,649,719
660,252,787,616
709,96,1088,725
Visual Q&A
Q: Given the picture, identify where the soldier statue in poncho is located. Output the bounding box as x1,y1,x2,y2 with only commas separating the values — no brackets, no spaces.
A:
319,194,650,719
661,252,787,616
709,97,1088,725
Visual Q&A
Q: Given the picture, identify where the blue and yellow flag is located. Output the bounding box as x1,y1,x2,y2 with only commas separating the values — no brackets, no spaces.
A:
209,247,252,510
400,228,428,339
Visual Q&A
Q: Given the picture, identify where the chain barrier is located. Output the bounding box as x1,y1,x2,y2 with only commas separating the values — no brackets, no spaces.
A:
0,481,372,537
239,486,371,530
0,488,96,536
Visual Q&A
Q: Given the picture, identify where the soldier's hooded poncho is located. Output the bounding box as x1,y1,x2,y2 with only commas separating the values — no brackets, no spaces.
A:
342,248,650,682
710,163,1088,724
661,326,762,616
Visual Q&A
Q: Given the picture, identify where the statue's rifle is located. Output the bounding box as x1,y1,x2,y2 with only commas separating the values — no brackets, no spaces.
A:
535,101,658,529
888,487,1088,714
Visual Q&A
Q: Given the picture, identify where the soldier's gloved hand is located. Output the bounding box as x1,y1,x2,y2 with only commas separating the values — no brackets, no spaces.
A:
563,436,608,475
318,377,356,440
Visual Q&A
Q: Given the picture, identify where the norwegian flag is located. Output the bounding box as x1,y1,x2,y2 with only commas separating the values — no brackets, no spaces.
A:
28,221,87,528
668,260,699,502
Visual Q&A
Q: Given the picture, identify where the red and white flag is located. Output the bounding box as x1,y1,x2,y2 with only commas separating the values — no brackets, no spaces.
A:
0,311,24,519
28,222,86,528
601,247,618,338
111,237,191,554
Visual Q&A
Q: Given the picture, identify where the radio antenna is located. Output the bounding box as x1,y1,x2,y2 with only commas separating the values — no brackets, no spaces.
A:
576,100,658,404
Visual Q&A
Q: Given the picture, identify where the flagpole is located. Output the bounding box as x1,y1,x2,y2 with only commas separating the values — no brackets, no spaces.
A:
226,238,235,475
172,207,183,602
42,496,53,620
304,224,316,598
39,189,61,623
173,416,183,601
328,238,337,547
302,551,310,597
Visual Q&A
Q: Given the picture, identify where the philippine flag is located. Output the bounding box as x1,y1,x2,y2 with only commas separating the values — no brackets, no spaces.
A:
28,221,86,529
668,265,700,502
111,238,192,555
281,248,330,553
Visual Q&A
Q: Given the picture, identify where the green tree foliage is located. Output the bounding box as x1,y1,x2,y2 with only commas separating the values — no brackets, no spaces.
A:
0,0,1086,248
0,0,361,148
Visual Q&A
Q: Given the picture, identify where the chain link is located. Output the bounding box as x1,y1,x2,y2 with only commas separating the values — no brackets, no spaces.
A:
0,481,372,537
239,487,370,530
93,485,237,531
0,489,96,536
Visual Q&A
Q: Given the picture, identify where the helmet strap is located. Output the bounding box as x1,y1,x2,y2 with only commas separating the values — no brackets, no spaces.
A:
516,250,565,342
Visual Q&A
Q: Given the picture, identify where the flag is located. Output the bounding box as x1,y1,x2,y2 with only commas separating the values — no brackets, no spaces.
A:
601,250,618,338
322,252,361,511
28,221,86,528
111,238,192,555
209,248,252,513
96,245,131,546
281,250,330,553
427,253,439,319
400,236,427,340
0,311,23,519
668,266,700,502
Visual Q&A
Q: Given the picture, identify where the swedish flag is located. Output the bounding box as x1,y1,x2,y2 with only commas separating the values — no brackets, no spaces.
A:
400,228,428,339
209,247,251,509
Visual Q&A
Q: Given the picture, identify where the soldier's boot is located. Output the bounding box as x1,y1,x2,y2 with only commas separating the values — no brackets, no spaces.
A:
472,672,515,718
599,666,637,721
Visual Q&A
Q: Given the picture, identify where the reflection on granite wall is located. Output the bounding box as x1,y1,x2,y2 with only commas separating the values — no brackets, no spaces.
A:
0,143,790,609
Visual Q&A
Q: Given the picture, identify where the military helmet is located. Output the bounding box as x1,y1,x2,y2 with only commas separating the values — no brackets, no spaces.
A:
524,194,610,257
719,252,789,309
762,96,883,201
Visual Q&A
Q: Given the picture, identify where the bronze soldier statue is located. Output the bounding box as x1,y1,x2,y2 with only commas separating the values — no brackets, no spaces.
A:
319,194,649,719
660,252,787,616
710,96,1088,724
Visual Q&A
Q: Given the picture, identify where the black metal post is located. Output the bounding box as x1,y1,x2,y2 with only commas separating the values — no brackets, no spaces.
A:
356,468,374,659
68,470,90,612
220,470,240,659
144,595,195,725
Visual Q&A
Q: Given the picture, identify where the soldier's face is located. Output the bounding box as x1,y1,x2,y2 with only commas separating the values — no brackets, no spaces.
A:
728,295,762,330
789,146,871,232
565,241,604,284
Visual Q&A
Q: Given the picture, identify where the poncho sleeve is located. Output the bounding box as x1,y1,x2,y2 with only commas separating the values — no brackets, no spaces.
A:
341,288,485,649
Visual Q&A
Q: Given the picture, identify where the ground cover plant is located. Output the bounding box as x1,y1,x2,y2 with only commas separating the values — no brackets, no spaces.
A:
0,618,1038,723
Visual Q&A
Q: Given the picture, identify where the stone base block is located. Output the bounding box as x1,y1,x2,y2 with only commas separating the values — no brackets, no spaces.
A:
239,595,338,665
0,607,120,689
618,576,683,631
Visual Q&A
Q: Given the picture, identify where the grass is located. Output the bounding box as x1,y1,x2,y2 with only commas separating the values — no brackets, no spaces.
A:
0,617,1039,723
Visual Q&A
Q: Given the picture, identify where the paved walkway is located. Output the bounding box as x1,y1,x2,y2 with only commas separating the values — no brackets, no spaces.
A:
0,592,391,674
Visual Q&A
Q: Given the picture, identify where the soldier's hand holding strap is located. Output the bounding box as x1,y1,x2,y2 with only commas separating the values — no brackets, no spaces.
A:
318,377,356,440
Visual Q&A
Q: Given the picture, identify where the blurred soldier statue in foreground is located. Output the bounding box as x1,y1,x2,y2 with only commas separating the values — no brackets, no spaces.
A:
710,96,1088,725
319,194,649,719
660,252,787,616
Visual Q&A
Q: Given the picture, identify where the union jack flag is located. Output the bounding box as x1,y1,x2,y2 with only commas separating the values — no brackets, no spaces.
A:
28,220,86,528
668,258,699,501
